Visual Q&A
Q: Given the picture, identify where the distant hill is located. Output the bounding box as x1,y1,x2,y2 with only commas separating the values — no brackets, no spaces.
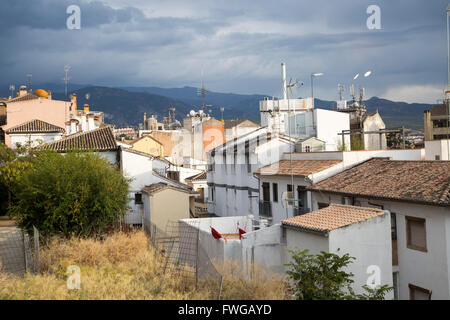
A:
1,83,432,130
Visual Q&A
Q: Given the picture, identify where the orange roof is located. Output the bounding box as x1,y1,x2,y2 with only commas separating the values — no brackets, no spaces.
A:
254,160,341,176
281,204,385,233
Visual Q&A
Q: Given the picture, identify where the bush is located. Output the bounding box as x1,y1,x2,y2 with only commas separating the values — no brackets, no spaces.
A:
286,249,393,300
8,151,129,237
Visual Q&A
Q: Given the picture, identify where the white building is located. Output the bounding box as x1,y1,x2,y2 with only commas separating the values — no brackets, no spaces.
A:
282,204,394,298
254,148,424,225
207,127,296,219
259,63,350,151
5,119,64,148
307,158,450,300
425,139,450,160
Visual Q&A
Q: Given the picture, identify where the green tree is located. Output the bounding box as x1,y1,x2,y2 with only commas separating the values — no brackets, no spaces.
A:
8,150,130,237
286,249,393,300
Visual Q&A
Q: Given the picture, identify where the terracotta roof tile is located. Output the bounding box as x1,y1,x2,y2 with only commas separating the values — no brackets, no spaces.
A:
41,126,118,152
185,171,207,181
307,158,450,206
281,204,385,233
254,160,341,176
6,119,65,134
7,94,39,103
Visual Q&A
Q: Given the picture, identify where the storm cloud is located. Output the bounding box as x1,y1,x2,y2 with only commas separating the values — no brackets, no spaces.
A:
0,0,448,103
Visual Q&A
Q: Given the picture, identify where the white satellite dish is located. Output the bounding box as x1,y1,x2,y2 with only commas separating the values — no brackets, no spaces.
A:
364,70,372,77
353,73,360,80
85,93,90,100
189,110,196,117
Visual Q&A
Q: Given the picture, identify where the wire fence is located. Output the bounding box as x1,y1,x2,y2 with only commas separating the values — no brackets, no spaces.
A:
0,226,39,275
150,220,223,299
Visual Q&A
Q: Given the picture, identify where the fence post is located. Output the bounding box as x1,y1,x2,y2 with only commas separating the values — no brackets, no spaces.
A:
33,226,39,274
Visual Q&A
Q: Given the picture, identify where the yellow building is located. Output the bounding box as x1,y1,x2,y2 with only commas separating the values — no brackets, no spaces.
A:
142,183,197,236
127,135,164,157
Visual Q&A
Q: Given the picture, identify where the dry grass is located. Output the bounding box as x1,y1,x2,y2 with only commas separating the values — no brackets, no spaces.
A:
0,230,290,300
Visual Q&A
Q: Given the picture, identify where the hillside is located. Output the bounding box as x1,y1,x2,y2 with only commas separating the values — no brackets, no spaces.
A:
1,83,432,130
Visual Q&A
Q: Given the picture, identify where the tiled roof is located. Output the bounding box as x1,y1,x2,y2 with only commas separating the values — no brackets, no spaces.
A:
308,158,450,206
281,204,385,233
185,171,207,181
142,182,191,195
7,94,39,103
254,160,341,176
41,126,118,152
224,119,259,129
5,119,65,134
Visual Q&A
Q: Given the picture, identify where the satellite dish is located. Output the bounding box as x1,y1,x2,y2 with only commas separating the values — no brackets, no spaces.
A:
85,93,90,100
353,73,360,80
189,110,196,117
364,70,372,77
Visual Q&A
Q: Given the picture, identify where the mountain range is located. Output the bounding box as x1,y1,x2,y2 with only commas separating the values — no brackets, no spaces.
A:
1,83,432,130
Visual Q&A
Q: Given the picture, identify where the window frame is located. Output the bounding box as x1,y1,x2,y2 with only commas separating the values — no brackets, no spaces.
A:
406,216,427,252
408,283,431,300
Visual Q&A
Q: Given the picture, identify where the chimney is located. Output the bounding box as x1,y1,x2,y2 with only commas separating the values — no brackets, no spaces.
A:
81,114,87,132
84,103,89,114
70,119,79,135
48,90,52,100
71,94,77,115
281,62,287,100
19,85,27,97
87,114,95,131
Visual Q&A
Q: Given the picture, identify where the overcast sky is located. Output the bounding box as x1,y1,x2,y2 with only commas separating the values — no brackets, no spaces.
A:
0,0,449,103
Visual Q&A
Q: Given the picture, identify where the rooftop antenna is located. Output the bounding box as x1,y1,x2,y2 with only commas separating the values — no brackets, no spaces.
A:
350,84,356,102
197,70,207,111
63,65,71,100
338,84,345,101
168,107,176,126
220,107,225,122
358,87,365,107
9,84,15,99
26,74,32,93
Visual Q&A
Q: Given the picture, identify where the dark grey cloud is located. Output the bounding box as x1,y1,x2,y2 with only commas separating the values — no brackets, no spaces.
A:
0,0,449,103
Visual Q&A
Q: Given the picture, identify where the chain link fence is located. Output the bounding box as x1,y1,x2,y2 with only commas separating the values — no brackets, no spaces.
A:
0,226,39,275
150,220,223,299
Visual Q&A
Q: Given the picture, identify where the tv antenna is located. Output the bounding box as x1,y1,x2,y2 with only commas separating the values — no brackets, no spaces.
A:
338,84,345,100
63,65,71,99
26,74,32,93
9,84,15,98
197,71,208,111
168,107,176,126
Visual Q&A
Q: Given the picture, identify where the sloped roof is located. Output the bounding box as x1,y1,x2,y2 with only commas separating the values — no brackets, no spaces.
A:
142,182,193,195
185,171,207,181
7,94,39,103
307,158,450,207
224,119,259,129
281,204,385,234
6,119,65,134
254,160,341,176
41,126,118,152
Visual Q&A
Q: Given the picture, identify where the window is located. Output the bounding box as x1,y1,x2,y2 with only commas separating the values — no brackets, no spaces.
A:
406,216,427,252
245,140,251,173
435,155,441,160
391,213,397,240
409,284,431,300
305,145,311,153
287,184,293,205
318,202,329,209
272,183,278,202
262,182,270,202
222,149,227,173
134,193,143,205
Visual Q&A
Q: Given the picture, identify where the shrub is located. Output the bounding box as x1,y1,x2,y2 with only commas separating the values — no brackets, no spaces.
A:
8,150,129,237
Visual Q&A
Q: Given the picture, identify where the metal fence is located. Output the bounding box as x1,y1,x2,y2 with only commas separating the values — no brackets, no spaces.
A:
150,220,223,299
0,226,39,275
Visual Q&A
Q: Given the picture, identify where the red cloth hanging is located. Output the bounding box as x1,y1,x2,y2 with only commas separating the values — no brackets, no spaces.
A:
211,227,222,239
238,228,246,239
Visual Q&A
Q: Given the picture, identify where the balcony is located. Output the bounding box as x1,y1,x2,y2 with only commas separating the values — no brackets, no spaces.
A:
259,201,272,218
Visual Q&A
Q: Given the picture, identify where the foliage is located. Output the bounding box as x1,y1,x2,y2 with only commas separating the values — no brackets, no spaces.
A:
286,249,393,300
0,231,290,300
387,132,412,149
8,150,130,237
350,134,364,151
336,138,348,151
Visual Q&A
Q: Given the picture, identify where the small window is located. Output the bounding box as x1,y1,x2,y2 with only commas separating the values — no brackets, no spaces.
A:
272,183,278,202
409,284,431,300
135,193,143,204
262,182,270,202
318,202,329,209
305,145,311,152
435,155,440,160
406,216,427,252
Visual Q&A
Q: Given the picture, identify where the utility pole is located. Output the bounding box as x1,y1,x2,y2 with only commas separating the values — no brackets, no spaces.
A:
64,65,71,100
